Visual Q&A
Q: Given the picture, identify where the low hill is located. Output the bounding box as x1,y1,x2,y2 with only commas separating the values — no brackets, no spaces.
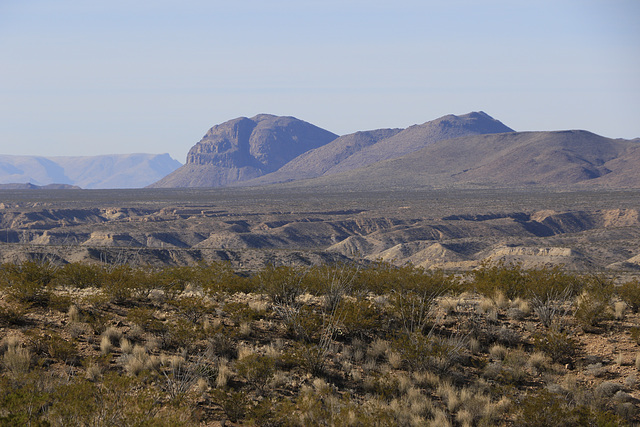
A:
244,111,513,185
149,114,338,188
281,130,640,190
0,153,181,189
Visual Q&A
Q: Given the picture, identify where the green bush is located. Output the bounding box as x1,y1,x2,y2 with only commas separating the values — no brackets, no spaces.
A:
617,279,640,313
532,329,578,364
170,295,214,324
54,263,105,289
0,261,55,306
337,298,382,339
574,275,614,329
392,332,466,372
235,354,276,393
101,265,150,304
211,389,249,423
515,389,626,427
257,264,308,306
470,260,527,300
195,262,251,295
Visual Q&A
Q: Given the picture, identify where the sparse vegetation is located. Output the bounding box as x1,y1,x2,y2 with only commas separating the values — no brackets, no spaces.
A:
0,260,638,425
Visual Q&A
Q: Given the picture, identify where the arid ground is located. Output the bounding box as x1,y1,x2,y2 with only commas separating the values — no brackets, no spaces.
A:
1,188,639,276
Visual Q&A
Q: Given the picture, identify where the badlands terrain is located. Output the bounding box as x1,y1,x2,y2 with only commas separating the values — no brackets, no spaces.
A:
0,186,639,277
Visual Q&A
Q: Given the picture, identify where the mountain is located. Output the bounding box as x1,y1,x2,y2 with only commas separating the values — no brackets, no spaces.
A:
0,153,181,189
278,130,640,190
149,114,339,188
244,111,513,185
0,183,80,190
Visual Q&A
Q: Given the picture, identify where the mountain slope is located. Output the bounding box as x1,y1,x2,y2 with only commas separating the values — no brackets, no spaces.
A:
243,111,513,185
150,114,338,188
279,130,640,190
0,154,181,189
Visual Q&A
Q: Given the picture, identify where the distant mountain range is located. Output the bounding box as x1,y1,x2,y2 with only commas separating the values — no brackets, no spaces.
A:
148,111,640,189
0,154,181,189
4,112,638,190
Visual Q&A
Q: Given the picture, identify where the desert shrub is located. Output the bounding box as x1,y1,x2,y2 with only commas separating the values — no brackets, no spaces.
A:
392,332,466,373
337,298,383,338
525,266,581,328
310,262,359,312
59,372,181,426
532,329,578,364
484,349,529,385
387,269,451,335
630,326,640,345
127,307,167,338
160,355,209,400
0,372,51,425
2,341,31,375
152,265,195,300
84,309,110,335
280,342,330,376
0,303,27,326
40,333,80,365
211,389,249,423
574,274,614,329
101,265,150,304
223,301,263,324
275,304,325,343
257,264,308,306
617,279,640,313
54,262,104,289
235,353,276,393
0,261,55,306
194,262,251,295
172,318,203,349
514,389,626,427
170,295,214,324
470,260,527,300
207,330,238,360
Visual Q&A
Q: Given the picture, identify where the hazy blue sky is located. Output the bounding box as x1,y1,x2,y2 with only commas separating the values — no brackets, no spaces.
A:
1,0,638,162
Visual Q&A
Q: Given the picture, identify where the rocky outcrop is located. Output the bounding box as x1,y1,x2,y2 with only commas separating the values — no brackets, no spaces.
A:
150,114,338,188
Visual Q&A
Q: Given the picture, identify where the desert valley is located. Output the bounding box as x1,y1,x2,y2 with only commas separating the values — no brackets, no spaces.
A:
1,112,640,426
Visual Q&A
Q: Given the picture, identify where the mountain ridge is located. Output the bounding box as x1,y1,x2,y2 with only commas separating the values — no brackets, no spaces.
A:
0,153,181,189
273,129,640,190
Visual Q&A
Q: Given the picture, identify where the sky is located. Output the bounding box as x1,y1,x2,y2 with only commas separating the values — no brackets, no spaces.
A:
1,0,639,163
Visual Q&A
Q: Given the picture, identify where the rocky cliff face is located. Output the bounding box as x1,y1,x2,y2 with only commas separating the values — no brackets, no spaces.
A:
150,114,338,188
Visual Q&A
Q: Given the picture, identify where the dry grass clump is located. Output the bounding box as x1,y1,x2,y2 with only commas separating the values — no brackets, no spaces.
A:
478,297,495,314
216,357,231,388
614,301,627,320
439,297,459,314
489,344,508,361
121,344,158,376
2,338,30,375
238,321,252,338
67,304,81,323
85,363,102,381
102,326,122,346
100,335,114,355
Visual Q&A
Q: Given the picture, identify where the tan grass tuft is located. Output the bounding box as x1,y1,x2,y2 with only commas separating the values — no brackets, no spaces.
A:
216,358,231,388
614,301,627,320
100,335,114,355
67,305,81,323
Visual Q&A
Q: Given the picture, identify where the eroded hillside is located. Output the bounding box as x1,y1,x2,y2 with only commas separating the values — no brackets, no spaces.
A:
0,188,639,274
